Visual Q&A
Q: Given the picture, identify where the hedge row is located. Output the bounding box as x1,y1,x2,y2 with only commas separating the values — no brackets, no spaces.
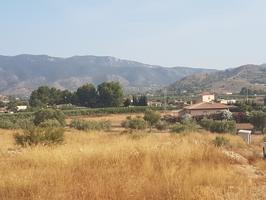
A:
62,106,174,116
0,106,175,123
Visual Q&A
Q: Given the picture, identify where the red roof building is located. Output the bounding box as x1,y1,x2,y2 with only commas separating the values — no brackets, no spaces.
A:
183,102,229,116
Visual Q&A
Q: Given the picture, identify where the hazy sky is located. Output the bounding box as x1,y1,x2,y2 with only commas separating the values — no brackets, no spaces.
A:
1,0,266,69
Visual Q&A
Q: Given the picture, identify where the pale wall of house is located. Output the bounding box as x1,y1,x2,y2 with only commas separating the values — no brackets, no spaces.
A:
202,95,215,103
187,109,227,116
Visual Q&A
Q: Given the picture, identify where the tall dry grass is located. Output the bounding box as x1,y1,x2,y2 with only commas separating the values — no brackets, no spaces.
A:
0,129,252,200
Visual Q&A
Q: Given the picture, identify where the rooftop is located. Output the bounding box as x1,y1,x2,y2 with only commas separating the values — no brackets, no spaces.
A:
185,102,229,110
200,92,214,96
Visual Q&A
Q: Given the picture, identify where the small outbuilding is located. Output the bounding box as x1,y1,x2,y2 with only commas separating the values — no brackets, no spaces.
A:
238,130,252,144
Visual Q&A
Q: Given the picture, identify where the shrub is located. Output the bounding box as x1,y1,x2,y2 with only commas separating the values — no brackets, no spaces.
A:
212,136,230,147
171,120,199,133
70,119,111,131
14,127,64,146
33,109,66,126
39,119,62,128
121,117,147,130
200,119,236,133
155,120,169,130
0,119,16,129
171,122,185,133
144,110,161,131
220,110,233,120
249,111,266,134
0,118,34,130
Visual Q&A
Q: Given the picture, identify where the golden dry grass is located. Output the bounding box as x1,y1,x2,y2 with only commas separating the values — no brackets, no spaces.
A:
1,127,261,200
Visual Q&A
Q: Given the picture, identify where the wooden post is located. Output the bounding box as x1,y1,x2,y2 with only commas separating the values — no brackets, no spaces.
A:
263,142,266,159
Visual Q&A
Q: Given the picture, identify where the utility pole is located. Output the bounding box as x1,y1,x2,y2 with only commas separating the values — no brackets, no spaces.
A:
163,88,167,113
246,66,249,103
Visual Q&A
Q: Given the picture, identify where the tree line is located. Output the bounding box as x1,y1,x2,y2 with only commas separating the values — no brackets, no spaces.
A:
29,82,124,108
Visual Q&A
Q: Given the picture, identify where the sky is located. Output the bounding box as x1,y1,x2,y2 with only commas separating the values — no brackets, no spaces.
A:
0,0,266,69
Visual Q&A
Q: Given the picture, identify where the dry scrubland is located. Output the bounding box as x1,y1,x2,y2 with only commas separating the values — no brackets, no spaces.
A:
0,114,266,200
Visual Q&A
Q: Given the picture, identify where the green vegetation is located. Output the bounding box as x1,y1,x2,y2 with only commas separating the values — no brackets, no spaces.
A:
171,120,199,133
0,106,174,127
155,120,169,131
200,118,236,133
29,86,72,107
74,83,98,107
33,109,66,126
0,118,34,130
39,119,62,128
143,110,161,131
30,82,123,108
121,116,147,130
249,111,266,134
70,119,111,131
212,136,230,147
97,82,123,107
240,87,266,96
14,126,64,146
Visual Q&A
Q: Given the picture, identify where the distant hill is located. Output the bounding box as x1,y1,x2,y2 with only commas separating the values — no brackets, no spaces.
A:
0,54,214,96
169,64,266,94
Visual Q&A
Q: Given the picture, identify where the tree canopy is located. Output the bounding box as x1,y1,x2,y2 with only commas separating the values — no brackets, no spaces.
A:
29,82,124,108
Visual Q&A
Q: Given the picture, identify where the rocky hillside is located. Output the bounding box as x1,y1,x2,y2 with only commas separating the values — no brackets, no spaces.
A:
169,64,266,94
0,54,214,96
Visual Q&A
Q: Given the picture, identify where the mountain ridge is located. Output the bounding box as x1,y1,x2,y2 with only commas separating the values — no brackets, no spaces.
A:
0,54,214,96
169,64,266,94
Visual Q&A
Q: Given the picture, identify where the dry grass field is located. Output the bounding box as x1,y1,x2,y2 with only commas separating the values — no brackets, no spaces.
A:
0,113,266,200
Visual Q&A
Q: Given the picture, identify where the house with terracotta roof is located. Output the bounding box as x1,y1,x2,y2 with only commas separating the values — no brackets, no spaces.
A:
182,102,229,117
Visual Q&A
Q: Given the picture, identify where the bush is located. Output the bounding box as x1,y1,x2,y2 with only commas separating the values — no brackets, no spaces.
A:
14,127,64,146
0,119,16,129
220,110,233,120
171,122,185,133
212,136,230,147
121,117,147,130
200,118,236,133
39,119,62,128
33,109,65,126
70,119,111,131
0,118,34,130
171,120,199,133
155,120,169,130
144,110,161,131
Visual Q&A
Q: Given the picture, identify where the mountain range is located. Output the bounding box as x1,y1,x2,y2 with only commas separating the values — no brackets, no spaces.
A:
0,54,213,96
169,64,266,94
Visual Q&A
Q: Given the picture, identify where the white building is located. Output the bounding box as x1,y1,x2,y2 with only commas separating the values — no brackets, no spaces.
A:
16,105,28,111
220,99,236,105
200,92,215,103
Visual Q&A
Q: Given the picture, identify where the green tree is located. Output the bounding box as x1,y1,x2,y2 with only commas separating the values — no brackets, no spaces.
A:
132,96,139,106
97,82,123,107
143,110,161,131
59,90,73,104
138,95,148,106
76,83,98,107
250,111,266,134
29,86,51,107
29,86,67,107
123,98,132,107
